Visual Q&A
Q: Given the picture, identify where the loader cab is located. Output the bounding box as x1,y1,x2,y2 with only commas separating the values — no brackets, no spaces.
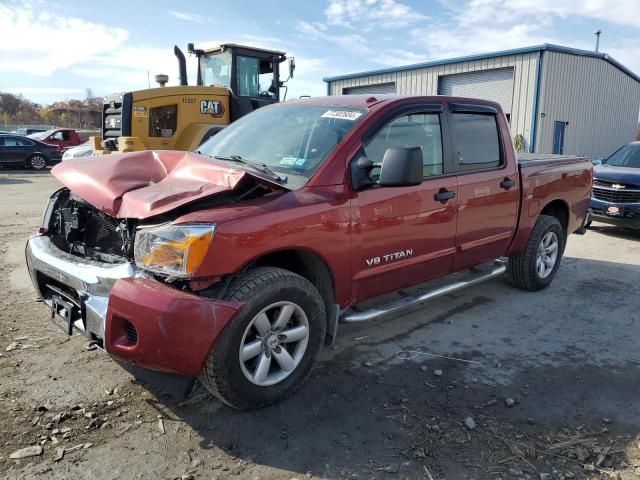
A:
193,43,289,121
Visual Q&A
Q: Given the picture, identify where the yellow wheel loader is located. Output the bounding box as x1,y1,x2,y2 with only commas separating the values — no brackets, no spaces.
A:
91,43,294,155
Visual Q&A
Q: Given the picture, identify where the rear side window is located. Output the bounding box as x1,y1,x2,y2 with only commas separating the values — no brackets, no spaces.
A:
149,105,178,137
0,136,18,146
364,112,443,177
450,113,501,171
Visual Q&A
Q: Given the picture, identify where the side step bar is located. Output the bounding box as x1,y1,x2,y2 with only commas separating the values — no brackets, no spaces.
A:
340,260,507,323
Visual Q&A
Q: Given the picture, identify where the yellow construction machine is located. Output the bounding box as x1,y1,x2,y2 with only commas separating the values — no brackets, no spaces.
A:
91,43,294,155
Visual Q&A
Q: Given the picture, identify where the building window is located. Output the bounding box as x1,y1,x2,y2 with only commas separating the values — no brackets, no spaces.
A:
149,105,178,138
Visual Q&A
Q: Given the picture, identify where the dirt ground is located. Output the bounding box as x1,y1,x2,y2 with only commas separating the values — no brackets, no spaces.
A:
1,169,640,480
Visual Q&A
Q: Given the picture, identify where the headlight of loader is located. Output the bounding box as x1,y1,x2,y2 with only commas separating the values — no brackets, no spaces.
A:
134,223,216,278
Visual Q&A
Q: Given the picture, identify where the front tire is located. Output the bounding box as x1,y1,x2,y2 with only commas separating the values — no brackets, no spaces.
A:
200,267,326,410
27,154,47,170
506,215,564,291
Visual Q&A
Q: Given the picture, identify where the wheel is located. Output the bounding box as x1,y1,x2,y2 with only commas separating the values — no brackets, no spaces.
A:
27,154,47,170
200,267,326,409
506,215,564,291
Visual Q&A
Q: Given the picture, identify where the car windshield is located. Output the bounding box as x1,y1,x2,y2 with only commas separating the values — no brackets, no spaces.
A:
28,130,52,140
604,145,640,168
198,104,367,189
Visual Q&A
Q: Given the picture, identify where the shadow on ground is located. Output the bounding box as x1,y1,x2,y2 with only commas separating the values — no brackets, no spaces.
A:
0,177,33,185
589,223,640,241
132,255,640,479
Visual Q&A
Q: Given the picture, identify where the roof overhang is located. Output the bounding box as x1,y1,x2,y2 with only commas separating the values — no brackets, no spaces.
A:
323,44,640,84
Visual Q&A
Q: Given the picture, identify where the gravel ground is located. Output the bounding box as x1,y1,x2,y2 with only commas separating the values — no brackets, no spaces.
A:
1,169,640,480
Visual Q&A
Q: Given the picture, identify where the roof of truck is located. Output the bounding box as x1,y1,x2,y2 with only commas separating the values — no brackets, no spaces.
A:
283,94,500,110
203,43,286,57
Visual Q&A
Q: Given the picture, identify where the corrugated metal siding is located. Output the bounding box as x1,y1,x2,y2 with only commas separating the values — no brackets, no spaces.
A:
343,82,396,94
536,51,640,158
438,68,515,113
328,52,539,150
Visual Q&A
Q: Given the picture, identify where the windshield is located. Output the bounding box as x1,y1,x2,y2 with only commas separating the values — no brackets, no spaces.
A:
604,145,640,168
198,104,367,189
200,51,232,89
28,130,52,140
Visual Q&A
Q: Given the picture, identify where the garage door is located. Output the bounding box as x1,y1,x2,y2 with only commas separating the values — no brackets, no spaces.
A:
343,83,396,95
438,68,514,113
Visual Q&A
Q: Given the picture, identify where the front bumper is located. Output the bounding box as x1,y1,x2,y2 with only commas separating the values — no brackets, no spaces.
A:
25,235,242,376
588,198,640,229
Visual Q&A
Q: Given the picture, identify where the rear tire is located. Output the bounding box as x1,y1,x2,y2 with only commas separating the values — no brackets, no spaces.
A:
200,267,326,410
27,154,47,170
507,215,564,291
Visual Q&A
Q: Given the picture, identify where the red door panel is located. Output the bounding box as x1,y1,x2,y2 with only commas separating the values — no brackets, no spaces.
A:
350,176,457,303
454,168,519,270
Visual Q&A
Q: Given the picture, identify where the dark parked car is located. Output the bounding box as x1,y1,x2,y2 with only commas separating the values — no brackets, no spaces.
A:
0,134,62,170
587,141,640,229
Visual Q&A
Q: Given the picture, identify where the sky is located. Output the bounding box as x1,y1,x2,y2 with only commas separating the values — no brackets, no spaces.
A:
2,0,640,105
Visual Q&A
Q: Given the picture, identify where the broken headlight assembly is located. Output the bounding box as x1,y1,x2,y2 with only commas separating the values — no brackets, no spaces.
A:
134,223,216,278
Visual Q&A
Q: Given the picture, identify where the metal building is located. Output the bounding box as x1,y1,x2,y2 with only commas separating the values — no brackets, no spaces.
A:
324,44,640,158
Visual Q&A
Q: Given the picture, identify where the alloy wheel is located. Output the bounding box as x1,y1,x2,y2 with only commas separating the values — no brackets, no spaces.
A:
239,301,310,386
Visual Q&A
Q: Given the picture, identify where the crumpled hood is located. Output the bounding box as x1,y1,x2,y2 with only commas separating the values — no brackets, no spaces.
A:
594,164,640,189
51,150,276,219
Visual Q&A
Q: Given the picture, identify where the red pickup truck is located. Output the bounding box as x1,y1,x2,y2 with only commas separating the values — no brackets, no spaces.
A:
25,95,592,409
28,128,82,151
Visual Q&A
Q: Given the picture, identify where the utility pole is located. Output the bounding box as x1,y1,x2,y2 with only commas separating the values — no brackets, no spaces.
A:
594,30,602,52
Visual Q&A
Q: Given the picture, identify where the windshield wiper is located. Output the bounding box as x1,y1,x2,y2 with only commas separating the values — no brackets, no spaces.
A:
212,155,287,183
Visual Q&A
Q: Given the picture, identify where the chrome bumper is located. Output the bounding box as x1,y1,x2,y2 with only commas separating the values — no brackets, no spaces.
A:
25,235,136,340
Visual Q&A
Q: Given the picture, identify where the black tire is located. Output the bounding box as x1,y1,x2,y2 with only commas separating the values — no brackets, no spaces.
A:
27,154,47,170
200,267,326,410
506,215,565,291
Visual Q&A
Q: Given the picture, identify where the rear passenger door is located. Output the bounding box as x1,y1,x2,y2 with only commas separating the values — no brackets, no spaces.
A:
447,104,519,270
350,105,458,303
0,136,29,165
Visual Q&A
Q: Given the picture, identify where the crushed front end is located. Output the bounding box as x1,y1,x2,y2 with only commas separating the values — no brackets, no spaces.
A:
25,188,242,376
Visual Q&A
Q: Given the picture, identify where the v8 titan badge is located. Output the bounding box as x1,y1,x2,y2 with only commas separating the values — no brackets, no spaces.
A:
200,100,225,117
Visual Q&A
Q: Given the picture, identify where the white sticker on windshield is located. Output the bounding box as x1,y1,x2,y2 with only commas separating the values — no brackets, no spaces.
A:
321,110,363,121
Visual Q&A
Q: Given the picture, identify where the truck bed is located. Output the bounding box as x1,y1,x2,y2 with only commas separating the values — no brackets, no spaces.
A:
517,152,590,167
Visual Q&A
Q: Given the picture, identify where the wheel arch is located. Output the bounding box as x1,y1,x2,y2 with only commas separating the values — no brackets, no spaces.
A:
539,199,569,236
246,248,336,311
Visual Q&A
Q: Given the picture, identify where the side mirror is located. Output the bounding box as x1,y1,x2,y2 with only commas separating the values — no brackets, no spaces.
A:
592,158,603,165
378,147,423,187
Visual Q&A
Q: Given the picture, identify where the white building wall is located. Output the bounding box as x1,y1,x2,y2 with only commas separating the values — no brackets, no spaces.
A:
328,52,539,150
535,51,640,158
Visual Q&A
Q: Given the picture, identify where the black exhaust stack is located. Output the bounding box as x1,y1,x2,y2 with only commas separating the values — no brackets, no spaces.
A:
174,46,188,86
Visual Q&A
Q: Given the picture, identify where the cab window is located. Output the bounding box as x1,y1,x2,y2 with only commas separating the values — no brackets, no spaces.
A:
201,51,232,88
364,112,443,178
236,56,275,98
149,105,178,137
450,113,501,171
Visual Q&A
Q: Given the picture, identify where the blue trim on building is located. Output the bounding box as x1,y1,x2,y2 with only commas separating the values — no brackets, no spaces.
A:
323,43,640,84
529,51,542,153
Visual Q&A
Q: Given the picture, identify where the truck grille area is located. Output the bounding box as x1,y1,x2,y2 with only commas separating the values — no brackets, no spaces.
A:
593,181,640,203
102,92,132,145
47,189,134,263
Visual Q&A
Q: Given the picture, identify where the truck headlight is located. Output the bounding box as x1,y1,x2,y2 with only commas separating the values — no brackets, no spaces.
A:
134,223,216,278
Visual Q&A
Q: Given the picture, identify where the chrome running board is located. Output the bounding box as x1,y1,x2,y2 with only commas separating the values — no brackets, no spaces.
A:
340,260,507,323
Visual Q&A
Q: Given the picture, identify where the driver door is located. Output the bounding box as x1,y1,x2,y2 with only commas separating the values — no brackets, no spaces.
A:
349,106,457,303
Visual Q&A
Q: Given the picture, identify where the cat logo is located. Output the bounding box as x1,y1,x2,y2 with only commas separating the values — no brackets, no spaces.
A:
200,100,224,118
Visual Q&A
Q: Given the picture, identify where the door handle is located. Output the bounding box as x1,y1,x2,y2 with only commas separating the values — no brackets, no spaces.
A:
500,178,516,190
434,190,456,202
